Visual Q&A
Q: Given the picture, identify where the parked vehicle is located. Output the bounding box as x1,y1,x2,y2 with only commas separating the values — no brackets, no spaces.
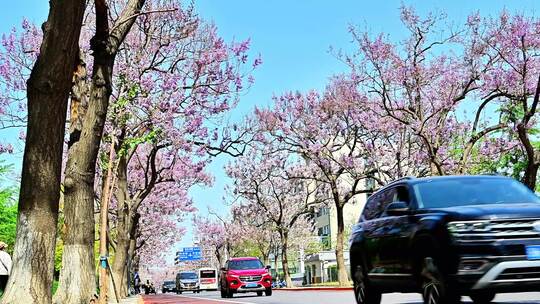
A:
199,267,218,291
220,257,272,298
349,175,540,304
271,278,286,288
175,271,200,294
161,280,176,293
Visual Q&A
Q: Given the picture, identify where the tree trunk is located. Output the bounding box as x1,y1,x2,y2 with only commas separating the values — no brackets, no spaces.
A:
57,0,146,300
517,123,540,190
262,252,270,267
279,231,293,288
273,248,279,279
110,155,131,300
121,212,139,297
335,204,349,286
111,231,130,300
0,1,85,303
126,237,136,294
54,53,98,304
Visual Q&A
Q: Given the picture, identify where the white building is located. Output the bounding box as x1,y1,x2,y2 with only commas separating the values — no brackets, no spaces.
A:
304,191,368,284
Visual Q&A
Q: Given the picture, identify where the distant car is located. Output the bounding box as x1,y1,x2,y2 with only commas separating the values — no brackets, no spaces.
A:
161,280,176,293
349,175,540,304
176,271,200,294
220,257,272,298
199,268,218,291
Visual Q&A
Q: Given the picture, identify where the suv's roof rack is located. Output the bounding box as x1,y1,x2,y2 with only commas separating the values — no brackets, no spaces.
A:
388,176,415,185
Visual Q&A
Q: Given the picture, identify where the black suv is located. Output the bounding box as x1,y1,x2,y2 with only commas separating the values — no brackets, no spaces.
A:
349,175,540,304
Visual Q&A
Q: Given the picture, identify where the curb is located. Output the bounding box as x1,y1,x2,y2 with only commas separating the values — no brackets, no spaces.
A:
276,287,353,291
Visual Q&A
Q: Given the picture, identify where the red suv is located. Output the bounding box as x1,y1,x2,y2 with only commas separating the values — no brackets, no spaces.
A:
220,257,272,298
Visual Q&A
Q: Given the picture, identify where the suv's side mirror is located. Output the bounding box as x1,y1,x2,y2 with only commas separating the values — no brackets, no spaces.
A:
265,265,271,270
386,201,409,215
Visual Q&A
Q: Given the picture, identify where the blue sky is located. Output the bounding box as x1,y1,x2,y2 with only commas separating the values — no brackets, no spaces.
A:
2,0,540,251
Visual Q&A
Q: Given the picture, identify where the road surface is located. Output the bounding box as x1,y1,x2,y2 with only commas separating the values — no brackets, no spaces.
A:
141,290,540,304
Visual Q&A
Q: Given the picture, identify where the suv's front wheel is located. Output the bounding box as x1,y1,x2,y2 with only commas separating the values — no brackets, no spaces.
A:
469,292,495,304
353,264,381,304
421,257,460,304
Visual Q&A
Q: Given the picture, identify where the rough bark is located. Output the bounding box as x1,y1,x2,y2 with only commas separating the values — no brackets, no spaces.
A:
273,250,279,279
261,253,270,267
0,1,86,303
334,204,349,286
517,74,540,190
279,230,293,288
126,231,137,293
111,235,129,298
518,122,540,190
111,154,131,300
110,213,139,299
54,51,97,304
56,0,146,302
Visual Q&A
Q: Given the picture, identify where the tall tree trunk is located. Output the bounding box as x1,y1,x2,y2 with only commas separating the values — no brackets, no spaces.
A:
111,231,130,300
111,211,138,299
54,53,97,304
261,251,270,267
335,203,349,286
121,212,139,297
111,155,131,300
126,236,137,295
273,248,279,279
57,0,146,301
279,230,293,288
1,1,86,303
517,123,540,190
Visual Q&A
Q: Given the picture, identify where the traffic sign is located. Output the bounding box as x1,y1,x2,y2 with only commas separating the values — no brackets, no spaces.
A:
176,247,202,261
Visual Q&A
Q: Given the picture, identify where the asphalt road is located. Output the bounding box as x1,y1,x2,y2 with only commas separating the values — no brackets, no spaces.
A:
141,291,540,304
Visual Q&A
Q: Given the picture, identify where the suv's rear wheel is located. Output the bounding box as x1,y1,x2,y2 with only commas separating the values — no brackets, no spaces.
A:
353,264,381,304
421,257,460,304
470,292,495,304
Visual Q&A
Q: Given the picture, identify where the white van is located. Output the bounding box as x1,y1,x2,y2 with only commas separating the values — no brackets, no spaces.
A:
198,267,218,291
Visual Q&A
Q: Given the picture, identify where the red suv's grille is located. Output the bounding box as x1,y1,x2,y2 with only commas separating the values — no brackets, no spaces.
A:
240,275,261,282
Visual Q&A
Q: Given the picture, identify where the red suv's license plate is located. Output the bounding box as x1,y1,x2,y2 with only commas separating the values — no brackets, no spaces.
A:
245,283,258,288
526,245,540,260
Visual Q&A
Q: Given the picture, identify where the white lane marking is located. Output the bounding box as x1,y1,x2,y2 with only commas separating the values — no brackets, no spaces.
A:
177,294,257,304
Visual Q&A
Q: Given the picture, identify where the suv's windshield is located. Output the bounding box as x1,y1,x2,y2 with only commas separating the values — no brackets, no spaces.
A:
414,177,540,208
179,272,197,280
229,259,263,270
164,280,174,285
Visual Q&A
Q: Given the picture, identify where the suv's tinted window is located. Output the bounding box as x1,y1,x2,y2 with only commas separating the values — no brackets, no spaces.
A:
393,186,410,204
362,188,397,220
